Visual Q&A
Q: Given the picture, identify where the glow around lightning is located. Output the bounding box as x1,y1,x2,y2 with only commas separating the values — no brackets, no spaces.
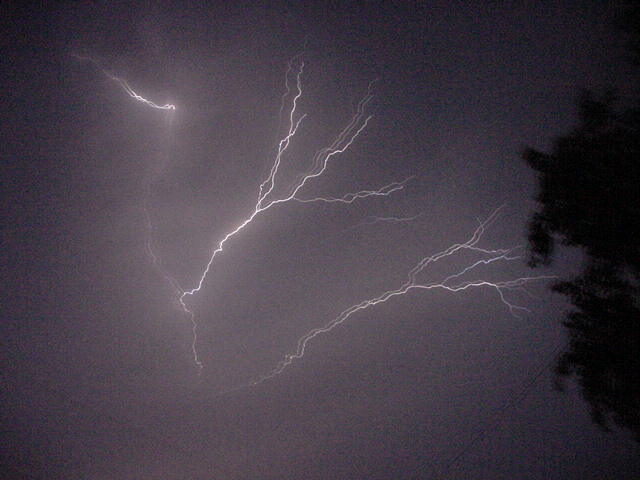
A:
252,208,555,385
72,54,175,110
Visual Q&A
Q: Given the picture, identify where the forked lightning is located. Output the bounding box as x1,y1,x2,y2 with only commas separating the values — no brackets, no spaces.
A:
75,54,552,387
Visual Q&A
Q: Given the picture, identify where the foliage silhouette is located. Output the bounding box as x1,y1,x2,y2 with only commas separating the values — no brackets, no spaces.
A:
524,91,640,441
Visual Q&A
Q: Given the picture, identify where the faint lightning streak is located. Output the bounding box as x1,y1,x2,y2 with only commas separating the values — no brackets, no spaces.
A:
141,112,184,302
292,177,413,204
72,54,175,110
344,212,424,233
252,209,555,384
279,93,375,204
143,206,184,298
367,214,422,223
258,61,306,204
273,55,302,149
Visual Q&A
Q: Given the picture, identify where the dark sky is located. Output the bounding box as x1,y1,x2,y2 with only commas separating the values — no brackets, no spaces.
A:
2,1,639,478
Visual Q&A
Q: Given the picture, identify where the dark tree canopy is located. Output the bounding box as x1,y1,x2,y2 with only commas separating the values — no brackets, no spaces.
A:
524,92,640,270
553,261,640,440
524,92,640,441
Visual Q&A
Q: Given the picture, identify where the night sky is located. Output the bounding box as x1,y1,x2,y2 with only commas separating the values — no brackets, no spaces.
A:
3,1,639,479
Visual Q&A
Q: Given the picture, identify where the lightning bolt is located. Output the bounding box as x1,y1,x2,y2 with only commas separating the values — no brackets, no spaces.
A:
251,208,555,385
76,53,552,386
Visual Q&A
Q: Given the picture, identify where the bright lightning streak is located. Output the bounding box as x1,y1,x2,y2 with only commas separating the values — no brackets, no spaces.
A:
251,208,555,384
72,54,176,111
343,212,424,233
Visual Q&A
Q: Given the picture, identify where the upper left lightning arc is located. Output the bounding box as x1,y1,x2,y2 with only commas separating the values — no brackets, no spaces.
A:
72,54,176,111
71,53,192,362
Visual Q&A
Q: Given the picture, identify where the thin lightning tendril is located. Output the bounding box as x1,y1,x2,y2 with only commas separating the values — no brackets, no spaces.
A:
141,111,184,303
292,177,414,204
250,207,555,385
343,212,424,233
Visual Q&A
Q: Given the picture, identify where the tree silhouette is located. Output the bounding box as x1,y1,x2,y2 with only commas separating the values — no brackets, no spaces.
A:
524,91,640,441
